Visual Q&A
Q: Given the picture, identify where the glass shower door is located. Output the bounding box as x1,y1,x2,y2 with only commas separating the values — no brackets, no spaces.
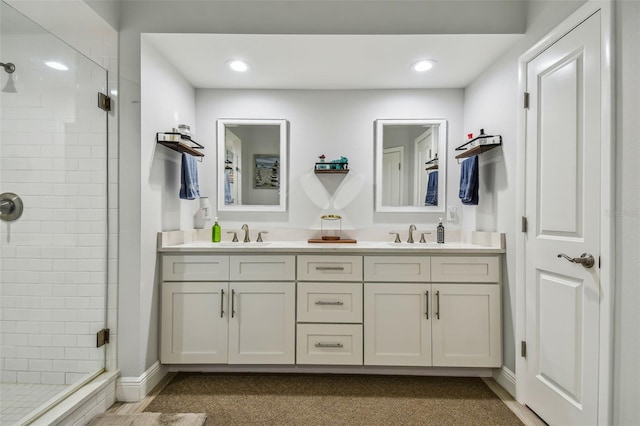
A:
0,2,109,424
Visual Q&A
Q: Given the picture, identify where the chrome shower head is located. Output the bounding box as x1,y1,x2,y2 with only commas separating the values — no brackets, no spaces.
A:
0,62,15,74
1,62,17,92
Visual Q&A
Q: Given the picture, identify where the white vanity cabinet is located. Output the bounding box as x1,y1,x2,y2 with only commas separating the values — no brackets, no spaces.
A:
364,282,431,366
161,281,229,364
363,255,501,368
161,254,296,365
296,255,364,365
159,240,503,371
430,256,501,367
431,283,501,367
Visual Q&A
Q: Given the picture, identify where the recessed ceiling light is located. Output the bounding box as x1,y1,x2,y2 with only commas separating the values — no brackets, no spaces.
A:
45,61,69,71
227,60,250,72
412,59,436,72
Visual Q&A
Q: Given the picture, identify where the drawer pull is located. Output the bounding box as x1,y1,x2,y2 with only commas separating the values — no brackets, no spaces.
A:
425,291,429,319
231,289,236,318
315,342,344,348
315,301,344,306
220,289,225,318
315,266,345,271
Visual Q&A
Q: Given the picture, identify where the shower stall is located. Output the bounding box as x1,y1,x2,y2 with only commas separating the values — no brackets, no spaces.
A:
0,2,111,424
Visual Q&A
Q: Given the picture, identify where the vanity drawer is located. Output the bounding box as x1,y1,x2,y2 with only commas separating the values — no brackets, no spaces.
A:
364,256,430,282
163,255,229,281
431,256,499,283
297,255,363,282
230,255,295,281
297,282,363,323
296,324,363,365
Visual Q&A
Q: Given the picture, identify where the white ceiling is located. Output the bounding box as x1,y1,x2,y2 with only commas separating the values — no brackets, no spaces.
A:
144,33,523,90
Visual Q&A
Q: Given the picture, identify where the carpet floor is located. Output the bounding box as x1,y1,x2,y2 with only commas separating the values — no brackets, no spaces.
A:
144,373,523,425
90,412,207,426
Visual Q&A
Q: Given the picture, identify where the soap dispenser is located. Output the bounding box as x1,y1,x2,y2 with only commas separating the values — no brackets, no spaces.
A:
437,218,445,244
212,217,221,243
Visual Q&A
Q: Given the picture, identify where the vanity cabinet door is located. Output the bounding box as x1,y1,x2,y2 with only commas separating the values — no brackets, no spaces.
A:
228,282,296,364
161,282,228,364
431,283,501,367
364,283,431,366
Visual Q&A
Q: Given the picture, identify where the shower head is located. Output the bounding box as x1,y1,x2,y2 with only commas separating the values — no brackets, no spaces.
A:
0,62,15,74
1,63,17,93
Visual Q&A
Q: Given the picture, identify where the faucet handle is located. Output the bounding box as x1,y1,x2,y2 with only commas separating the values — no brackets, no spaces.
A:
227,231,238,242
419,232,432,243
389,232,401,243
257,231,269,242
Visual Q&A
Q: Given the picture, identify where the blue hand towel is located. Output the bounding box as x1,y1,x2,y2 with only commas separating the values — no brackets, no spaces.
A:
425,171,438,206
224,168,232,205
459,155,479,205
179,153,200,200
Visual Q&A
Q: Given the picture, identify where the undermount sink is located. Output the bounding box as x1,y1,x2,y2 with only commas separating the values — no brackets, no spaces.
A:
216,242,271,247
386,242,433,247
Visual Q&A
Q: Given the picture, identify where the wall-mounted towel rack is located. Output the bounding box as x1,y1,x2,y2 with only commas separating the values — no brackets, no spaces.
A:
455,132,502,163
156,132,204,159
425,156,438,171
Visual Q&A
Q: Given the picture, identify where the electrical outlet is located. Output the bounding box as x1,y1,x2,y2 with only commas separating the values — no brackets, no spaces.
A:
447,206,457,222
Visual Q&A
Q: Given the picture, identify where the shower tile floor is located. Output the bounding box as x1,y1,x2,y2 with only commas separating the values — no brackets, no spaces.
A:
0,383,68,425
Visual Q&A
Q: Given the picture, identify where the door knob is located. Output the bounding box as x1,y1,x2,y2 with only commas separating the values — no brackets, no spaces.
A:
557,253,595,268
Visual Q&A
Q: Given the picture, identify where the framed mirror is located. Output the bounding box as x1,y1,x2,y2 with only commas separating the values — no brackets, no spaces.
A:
375,119,447,212
217,119,288,212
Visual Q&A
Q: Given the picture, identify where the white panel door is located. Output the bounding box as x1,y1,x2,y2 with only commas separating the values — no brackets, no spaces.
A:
364,283,431,366
431,284,501,367
160,282,228,364
382,147,403,206
523,11,601,425
228,282,295,364
414,129,432,205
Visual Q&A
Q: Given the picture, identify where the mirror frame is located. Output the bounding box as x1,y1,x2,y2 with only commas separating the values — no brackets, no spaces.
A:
217,118,288,212
374,118,447,213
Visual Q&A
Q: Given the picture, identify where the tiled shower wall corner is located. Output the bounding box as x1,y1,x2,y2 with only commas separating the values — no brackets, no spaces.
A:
0,33,109,387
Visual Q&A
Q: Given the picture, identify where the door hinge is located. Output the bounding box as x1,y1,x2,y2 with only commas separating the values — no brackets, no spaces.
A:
523,92,530,109
599,255,601,269
521,340,527,358
96,328,110,347
521,216,528,233
98,92,112,111
398,163,401,171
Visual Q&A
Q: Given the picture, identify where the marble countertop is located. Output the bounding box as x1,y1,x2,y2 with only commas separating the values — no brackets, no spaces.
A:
158,229,506,254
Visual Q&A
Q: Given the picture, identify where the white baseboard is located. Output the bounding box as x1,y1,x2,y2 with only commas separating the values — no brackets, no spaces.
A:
167,364,495,377
116,361,169,402
493,366,516,397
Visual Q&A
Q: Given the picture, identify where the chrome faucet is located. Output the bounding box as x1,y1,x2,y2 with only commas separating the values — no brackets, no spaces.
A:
407,224,417,243
241,224,250,242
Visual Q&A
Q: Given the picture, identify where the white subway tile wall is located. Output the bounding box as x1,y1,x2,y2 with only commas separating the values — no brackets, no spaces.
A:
0,33,109,395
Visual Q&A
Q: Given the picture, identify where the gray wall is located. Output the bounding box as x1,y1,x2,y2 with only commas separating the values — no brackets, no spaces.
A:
613,0,640,423
462,0,587,374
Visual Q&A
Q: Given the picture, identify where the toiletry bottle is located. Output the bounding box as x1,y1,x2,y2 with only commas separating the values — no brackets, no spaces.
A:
212,217,221,243
437,218,445,244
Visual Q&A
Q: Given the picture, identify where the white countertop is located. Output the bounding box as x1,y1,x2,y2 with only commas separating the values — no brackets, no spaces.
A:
158,230,506,254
